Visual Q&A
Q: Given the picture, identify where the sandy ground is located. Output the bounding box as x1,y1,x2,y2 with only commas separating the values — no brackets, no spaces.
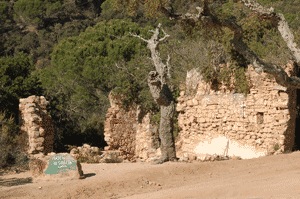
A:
0,151,300,199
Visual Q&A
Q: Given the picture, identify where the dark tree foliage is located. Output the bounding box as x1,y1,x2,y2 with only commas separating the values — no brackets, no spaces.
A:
31,18,171,151
0,51,45,127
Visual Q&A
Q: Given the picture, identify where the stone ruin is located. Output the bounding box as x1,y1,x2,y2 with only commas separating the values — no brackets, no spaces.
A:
104,60,299,162
175,60,298,160
18,95,55,159
14,59,299,164
18,95,128,163
103,88,162,163
15,93,163,164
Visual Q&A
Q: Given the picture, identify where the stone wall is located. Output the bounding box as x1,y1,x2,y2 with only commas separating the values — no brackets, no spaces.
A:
103,60,298,162
18,95,55,159
103,88,161,162
134,112,162,162
175,60,297,160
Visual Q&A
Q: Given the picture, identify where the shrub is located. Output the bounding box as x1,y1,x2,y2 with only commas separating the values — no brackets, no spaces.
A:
0,110,31,170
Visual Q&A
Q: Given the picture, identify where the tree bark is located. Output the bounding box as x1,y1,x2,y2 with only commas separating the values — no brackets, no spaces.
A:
147,71,177,164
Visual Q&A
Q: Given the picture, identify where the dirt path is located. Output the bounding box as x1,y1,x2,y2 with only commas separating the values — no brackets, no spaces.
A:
1,151,300,199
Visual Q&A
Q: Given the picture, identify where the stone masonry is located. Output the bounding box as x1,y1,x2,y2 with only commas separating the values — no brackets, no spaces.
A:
175,60,297,161
104,88,162,162
18,95,55,159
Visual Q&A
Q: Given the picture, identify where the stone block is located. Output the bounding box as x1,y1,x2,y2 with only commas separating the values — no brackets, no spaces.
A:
29,159,47,178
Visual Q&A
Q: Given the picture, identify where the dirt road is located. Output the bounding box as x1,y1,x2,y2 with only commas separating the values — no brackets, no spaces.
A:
1,151,300,199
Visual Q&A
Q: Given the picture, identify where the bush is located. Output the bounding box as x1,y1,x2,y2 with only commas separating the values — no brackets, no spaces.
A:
0,110,31,170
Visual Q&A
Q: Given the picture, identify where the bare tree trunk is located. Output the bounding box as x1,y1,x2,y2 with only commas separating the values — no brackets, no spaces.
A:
129,24,178,164
148,72,177,164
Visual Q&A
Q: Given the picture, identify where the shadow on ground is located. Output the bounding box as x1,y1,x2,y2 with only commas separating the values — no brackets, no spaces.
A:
0,177,33,187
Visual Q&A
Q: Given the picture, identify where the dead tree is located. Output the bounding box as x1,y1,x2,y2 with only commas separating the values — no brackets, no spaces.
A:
128,24,178,164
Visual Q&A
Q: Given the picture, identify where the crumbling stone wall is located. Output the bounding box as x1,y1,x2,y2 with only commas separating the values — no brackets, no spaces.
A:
175,60,297,160
19,95,55,159
134,112,162,162
104,88,161,162
103,61,298,162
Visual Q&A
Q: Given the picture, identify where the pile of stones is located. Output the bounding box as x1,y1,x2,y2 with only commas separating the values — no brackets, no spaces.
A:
65,143,245,163
66,144,135,163
187,153,242,162
28,143,244,170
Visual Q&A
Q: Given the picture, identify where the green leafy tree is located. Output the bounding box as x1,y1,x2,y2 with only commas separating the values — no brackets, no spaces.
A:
1,0,180,152
13,0,47,28
0,1,10,26
0,51,45,127
31,18,168,150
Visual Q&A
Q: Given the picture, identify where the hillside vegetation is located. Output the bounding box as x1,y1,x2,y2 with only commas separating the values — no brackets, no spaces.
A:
0,0,300,170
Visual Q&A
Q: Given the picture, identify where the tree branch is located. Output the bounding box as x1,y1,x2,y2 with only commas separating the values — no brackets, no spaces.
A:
128,23,172,86
240,0,300,64
115,62,136,78
128,23,174,106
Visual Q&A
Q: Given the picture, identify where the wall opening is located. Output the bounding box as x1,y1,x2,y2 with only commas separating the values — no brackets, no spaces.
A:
257,112,264,124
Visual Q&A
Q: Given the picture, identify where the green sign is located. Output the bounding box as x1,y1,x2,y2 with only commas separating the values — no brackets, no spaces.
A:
44,154,77,175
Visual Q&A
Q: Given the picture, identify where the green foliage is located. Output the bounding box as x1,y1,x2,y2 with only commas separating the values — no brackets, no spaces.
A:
110,50,160,115
179,0,299,98
0,51,44,169
274,143,280,151
14,31,40,56
44,0,64,18
110,22,208,140
111,0,169,19
0,51,45,123
0,110,30,170
255,0,282,5
146,31,211,139
99,0,141,24
32,19,166,149
214,0,238,22
0,1,9,22
13,0,47,27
